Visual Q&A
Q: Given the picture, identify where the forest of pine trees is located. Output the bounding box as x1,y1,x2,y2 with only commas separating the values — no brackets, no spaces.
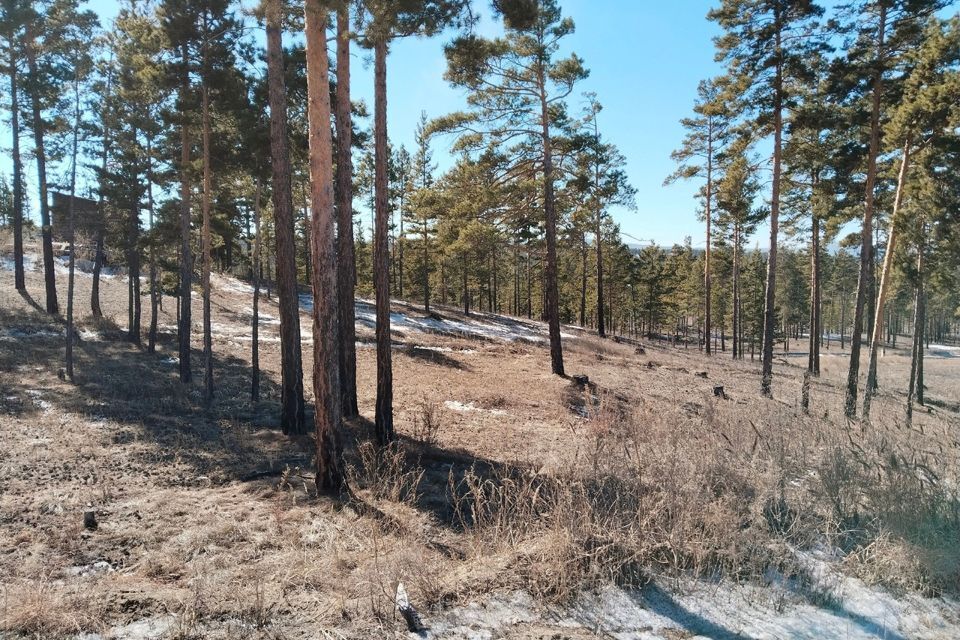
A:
2,0,959,485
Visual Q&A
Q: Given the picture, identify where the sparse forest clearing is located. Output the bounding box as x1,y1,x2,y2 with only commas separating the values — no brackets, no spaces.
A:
2,259,959,639
2,0,960,638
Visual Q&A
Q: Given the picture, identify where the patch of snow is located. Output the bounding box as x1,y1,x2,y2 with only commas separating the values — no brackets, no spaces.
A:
0,327,61,341
25,389,52,413
444,400,507,416
77,329,102,342
66,560,114,578
426,557,960,640
928,343,959,358
0,252,38,272
409,345,476,354
79,615,176,640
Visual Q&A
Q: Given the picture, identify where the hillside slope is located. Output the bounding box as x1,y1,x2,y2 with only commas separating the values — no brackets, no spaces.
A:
1,259,958,639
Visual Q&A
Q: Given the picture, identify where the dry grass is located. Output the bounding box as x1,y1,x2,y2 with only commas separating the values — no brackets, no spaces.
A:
1,261,958,638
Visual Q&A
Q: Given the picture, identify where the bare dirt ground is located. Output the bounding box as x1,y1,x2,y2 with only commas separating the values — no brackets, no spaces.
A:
1,259,959,639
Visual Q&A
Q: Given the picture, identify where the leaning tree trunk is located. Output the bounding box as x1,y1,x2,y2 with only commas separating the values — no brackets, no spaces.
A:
846,4,887,418
8,50,25,292
373,37,395,445
305,0,346,491
266,0,307,433
178,44,193,383
863,139,910,421
335,3,359,418
539,68,564,376
25,39,58,315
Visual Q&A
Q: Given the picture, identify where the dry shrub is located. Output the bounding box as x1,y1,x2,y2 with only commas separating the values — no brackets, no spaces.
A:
444,394,960,602
411,396,443,447
347,441,423,504
1,581,105,636
818,432,960,595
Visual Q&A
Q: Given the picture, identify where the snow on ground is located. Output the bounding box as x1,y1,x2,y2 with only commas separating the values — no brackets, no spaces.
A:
929,343,960,358
444,400,508,416
300,287,569,344
0,253,37,272
427,556,960,640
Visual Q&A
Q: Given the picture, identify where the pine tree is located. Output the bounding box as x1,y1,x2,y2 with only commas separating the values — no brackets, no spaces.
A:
406,111,438,312
576,94,636,338
63,11,97,381
862,16,959,419
710,0,824,396
0,0,31,292
440,0,587,376
304,0,345,492
666,77,735,355
334,0,359,418
357,0,470,445
262,0,307,433
834,0,948,417
715,138,764,360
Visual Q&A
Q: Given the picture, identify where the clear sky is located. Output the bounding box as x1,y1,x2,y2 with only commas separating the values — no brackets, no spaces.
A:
13,0,734,249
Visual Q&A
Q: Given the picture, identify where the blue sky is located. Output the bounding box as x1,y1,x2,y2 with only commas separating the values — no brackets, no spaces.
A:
16,0,734,248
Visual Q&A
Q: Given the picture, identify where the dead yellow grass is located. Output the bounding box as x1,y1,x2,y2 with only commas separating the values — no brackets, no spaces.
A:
1,263,958,637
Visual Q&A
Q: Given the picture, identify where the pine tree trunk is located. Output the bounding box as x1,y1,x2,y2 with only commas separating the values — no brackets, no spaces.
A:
760,23,783,397
595,200,605,339
126,120,142,348
526,249,532,319
335,4,359,417
305,0,346,491
539,67,564,376
733,222,740,360
422,218,431,313
704,126,713,355
373,37,395,446
201,72,213,403
8,53,25,292
579,231,587,327
808,211,821,376
25,38,58,315
266,0,307,433
863,139,911,420
147,136,159,353
252,178,262,403
907,273,921,423
846,4,887,417
462,254,469,315
178,44,193,384
65,74,81,382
